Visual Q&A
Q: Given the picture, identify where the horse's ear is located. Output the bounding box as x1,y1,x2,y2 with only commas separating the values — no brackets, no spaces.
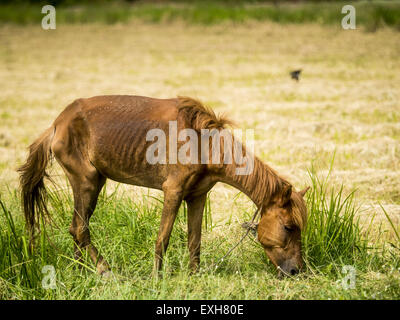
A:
281,184,292,205
299,186,310,198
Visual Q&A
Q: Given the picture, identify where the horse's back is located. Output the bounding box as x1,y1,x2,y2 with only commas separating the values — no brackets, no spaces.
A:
52,95,179,188
81,95,179,123
53,95,179,128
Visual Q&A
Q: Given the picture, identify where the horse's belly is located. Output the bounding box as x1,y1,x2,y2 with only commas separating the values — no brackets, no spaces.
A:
99,167,165,190
90,151,167,190
87,121,169,190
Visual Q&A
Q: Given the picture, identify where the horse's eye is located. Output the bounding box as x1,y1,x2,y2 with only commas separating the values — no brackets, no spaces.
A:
284,225,294,232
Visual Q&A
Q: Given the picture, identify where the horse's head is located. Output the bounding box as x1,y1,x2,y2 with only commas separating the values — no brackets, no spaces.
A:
255,185,309,277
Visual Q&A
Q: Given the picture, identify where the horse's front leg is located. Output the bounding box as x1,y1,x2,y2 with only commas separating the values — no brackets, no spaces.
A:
186,193,207,272
153,183,183,274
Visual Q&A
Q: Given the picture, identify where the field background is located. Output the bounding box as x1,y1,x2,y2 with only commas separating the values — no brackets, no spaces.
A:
0,0,399,299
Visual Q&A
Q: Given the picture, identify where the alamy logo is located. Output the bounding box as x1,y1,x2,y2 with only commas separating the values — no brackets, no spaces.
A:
145,121,255,175
41,5,56,30
341,5,356,30
41,265,57,289
341,265,356,290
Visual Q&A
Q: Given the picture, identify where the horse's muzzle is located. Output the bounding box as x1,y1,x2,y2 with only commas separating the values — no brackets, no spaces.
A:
277,261,300,278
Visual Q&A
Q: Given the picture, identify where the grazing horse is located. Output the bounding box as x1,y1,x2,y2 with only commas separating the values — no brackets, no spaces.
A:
18,95,309,277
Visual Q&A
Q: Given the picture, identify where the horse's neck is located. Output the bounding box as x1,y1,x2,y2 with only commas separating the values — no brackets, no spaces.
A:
216,156,281,207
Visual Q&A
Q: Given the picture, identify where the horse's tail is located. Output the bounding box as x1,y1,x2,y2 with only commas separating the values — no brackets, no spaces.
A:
17,127,54,243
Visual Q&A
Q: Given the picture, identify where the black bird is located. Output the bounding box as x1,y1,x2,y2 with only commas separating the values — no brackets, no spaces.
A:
290,69,302,82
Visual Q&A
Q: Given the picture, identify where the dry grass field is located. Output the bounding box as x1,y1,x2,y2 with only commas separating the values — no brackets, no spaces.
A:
1,22,399,221
0,20,399,299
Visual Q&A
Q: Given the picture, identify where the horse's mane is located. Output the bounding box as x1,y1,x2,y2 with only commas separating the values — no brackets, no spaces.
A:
290,191,308,230
176,96,307,230
177,96,233,131
243,160,307,229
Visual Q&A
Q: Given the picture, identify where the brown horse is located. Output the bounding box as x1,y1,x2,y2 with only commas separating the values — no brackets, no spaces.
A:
18,95,309,277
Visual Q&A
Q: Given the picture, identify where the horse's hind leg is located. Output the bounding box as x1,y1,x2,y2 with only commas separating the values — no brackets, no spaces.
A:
68,170,110,275
54,150,110,275
51,106,110,275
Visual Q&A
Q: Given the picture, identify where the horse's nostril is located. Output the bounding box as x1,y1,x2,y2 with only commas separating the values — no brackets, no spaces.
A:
290,268,298,276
